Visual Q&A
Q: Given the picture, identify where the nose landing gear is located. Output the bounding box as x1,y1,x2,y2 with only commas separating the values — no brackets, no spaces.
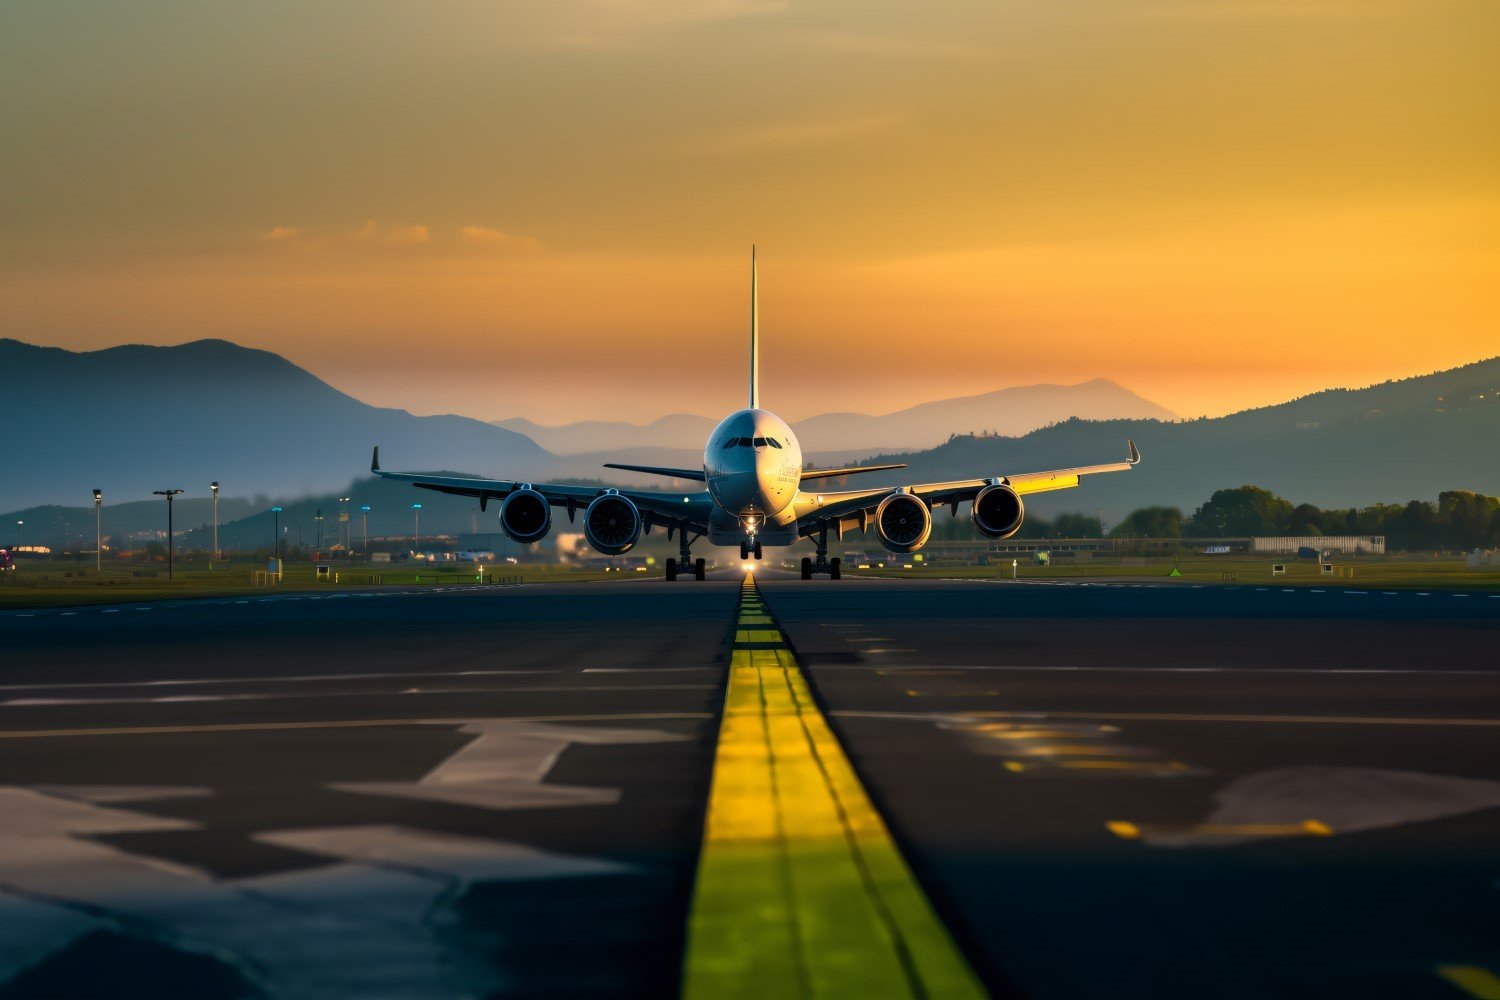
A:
738,541,763,561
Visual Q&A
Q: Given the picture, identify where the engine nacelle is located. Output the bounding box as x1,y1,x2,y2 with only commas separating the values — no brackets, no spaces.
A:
971,483,1024,539
584,492,641,555
499,487,551,544
876,492,932,554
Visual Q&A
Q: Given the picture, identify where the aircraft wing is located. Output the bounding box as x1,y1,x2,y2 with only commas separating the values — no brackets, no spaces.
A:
369,448,715,532
792,440,1140,536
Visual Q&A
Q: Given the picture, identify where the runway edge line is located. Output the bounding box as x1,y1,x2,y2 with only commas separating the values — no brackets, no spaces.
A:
681,575,985,999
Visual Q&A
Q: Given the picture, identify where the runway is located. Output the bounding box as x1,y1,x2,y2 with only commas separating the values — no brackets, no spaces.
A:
1,578,1497,998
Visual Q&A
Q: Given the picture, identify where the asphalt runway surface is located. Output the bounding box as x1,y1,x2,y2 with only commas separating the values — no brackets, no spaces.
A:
2,577,1498,999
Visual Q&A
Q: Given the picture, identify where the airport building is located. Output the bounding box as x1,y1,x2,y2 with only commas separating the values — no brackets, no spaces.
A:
1251,535,1386,555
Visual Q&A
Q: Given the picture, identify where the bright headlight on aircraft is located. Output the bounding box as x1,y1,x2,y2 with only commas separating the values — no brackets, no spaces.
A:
742,563,753,573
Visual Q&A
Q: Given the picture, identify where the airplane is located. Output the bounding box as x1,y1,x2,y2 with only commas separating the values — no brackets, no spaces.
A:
371,249,1140,581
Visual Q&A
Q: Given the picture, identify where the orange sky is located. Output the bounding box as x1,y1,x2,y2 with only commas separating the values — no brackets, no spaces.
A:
2,1,1496,424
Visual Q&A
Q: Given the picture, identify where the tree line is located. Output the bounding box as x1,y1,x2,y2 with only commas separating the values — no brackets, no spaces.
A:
929,485,1500,552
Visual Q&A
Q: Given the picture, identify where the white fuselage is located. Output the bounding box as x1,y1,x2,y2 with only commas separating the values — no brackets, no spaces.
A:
703,408,803,544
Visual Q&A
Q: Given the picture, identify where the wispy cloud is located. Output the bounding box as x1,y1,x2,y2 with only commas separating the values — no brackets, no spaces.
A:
351,220,430,245
529,0,787,49
262,226,300,241
685,113,905,156
459,226,539,250
1131,0,1398,21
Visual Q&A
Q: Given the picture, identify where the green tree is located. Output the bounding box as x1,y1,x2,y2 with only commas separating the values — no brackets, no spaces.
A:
1184,485,1295,536
1051,512,1103,537
1111,506,1182,538
1438,491,1500,549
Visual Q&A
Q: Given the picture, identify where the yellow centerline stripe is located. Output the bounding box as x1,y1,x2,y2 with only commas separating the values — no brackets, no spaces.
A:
683,576,983,998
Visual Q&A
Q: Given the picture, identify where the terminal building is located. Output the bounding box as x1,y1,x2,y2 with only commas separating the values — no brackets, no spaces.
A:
1250,536,1385,555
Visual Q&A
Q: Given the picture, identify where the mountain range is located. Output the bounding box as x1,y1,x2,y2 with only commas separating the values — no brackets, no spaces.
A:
3,337,1496,546
495,379,1176,454
0,338,547,512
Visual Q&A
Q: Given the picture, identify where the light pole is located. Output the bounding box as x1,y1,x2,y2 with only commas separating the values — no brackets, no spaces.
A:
339,497,351,551
360,505,371,556
411,503,422,554
271,506,283,561
152,489,184,581
93,490,102,572
15,520,22,549
314,508,325,551
211,482,220,562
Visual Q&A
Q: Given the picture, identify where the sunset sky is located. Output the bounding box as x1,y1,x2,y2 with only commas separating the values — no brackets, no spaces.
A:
2,0,1496,425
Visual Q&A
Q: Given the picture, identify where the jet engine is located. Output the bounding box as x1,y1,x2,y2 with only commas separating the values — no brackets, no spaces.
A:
584,492,641,555
971,483,1024,539
876,492,932,554
499,487,551,544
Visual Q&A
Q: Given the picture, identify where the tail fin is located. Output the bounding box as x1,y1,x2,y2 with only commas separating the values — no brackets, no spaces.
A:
749,245,759,409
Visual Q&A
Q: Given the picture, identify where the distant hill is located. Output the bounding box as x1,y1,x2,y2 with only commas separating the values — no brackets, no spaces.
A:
791,379,1176,452
496,378,1175,454
828,358,1500,520
495,414,718,455
0,339,554,511
5,337,1494,535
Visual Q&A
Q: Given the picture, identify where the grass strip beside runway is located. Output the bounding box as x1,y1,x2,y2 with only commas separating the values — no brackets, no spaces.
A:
682,576,983,999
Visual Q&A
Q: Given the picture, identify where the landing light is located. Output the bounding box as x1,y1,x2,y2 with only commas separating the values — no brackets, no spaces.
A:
742,563,754,573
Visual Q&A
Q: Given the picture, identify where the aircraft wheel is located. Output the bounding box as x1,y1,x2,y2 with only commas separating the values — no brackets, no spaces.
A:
695,558,706,581
665,558,677,581
739,542,748,561
801,557,812,580
753,543,763,560
829,557,842,580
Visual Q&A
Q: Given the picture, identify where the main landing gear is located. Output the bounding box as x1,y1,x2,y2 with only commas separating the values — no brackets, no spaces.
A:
800,523,841,580
666,524,707,581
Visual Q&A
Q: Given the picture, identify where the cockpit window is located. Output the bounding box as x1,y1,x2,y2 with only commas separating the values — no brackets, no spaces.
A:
722,437,739,449
766,438,782,449
752,437,766,447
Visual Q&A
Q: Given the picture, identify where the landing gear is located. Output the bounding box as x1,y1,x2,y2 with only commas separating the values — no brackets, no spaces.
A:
739,541,762,561
669,525,706,581
802,523,841,579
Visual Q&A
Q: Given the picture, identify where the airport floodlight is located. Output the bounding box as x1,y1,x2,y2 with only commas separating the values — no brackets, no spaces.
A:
360,505,371,512
411,503,422,551
211,482,220,562
93,490,103,572
271,506,284,560
152,489,185,581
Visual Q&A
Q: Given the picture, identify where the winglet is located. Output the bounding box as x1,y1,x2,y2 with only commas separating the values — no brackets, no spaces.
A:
371,446,380,472
1127,439,1141,465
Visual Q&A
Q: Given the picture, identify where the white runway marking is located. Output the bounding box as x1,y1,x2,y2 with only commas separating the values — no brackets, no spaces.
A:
835,709,1500,728
332,720,689,811
0,712,714,740
0,759,639,997
0,668,561,694
582,667,714,673
818,664,1500,676
0,684,713,709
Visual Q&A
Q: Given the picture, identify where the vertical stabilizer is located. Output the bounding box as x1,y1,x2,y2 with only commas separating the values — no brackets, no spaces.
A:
749,246,759,410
